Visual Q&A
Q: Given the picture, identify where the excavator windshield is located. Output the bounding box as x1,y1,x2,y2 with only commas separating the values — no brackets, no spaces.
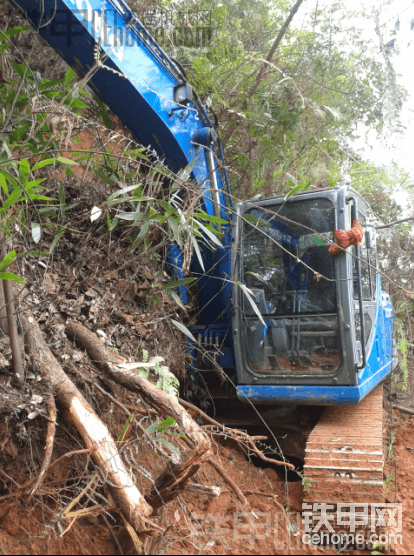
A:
239,198,342,376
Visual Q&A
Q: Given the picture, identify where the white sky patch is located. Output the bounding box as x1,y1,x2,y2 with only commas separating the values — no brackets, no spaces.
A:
297,0,414,212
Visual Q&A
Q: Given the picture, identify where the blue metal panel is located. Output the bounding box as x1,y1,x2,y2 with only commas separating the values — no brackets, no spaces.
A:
188,323,235,371
237,359,393,406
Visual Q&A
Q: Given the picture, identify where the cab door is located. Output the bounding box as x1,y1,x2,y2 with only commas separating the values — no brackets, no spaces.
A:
349,202,378,368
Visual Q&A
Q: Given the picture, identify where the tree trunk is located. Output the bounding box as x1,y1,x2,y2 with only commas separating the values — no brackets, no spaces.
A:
248,0,305,98
1,241,24,383
0,281,9,335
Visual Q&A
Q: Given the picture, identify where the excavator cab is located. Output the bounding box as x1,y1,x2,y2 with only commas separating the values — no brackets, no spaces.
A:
232,185,396,405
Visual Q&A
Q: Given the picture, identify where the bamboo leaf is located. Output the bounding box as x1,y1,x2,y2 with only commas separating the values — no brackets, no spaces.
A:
191,236,205,272
0,250,16,271
3,187,22,209
65,67,74,84
190,217,223,248
32,158,55,172
56,156,77,165
238,282,266,326
284,183,309,200
49,228,66,254
162,277,195,290
107,184,141,202
171,319,196,342
0,272,24,283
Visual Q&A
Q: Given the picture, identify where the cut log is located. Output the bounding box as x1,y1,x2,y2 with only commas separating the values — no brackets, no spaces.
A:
21,310,152,530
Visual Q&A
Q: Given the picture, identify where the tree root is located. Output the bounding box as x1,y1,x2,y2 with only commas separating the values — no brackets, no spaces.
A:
207,458,248,506
65,320,212,510
394,404,414,416
178,398,294,470
21,309,152,530
203,424,295,470
148,441,210,510
30,386,57,496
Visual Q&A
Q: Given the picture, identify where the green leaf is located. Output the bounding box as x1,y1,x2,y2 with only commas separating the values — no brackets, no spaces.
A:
170,319,196,342
136,220,150,242
66,98,88,109
3,187,22,209
0,172,9,197
32,158,55,172
155,437,178,454
284,183,309,201
177,158,197,181
22,194,53,201
191,236,205,272
167,216,181,246
0,250,16,271
118,211,148,222
0,26,30,39
107,184,141,202
107,195,154,206
238,282,266,326
194,212,227,224
65,67,74,84
118,414,134,444
162,277,195,290
19,158,30,178
49,228,66,253
0,272,24,283
156,417,176,433
168,290,186,310
109,216,119,231
94,169,115,186
145,421,158,435
25,178,47,189
190,217,223,248
56,156,77,165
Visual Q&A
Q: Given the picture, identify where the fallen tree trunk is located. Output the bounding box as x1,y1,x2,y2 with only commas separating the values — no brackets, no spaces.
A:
21,310,152,530
65,320,212,509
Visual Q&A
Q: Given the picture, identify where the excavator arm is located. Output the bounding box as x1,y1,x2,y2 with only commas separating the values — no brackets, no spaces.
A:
9,0,232,318
9,0,230,216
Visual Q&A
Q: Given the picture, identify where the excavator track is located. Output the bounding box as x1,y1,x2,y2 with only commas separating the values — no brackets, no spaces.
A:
304,384,384,508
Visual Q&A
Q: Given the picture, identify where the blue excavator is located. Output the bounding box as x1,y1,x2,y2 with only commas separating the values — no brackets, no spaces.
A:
8,0,397,508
